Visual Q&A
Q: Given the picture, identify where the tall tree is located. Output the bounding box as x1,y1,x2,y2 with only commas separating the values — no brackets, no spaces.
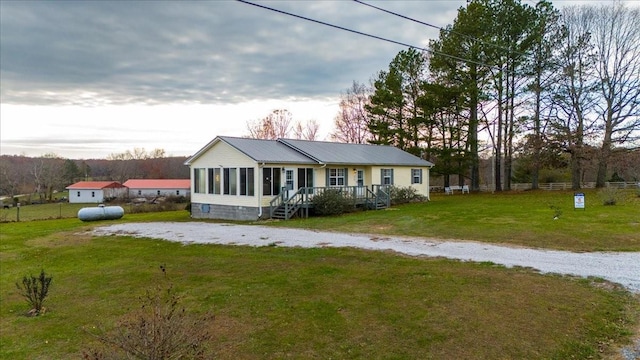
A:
478,0,537,191
331,81,372,144
525,0,560,189
547,6,599,190
429,1,494,191
591,3,640,187
366,48,427,155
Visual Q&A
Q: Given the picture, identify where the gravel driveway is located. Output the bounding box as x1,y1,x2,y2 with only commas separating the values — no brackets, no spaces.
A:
93,222,640,294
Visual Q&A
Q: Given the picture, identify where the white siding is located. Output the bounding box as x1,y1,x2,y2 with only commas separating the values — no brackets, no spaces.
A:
190,141,259,208
69,189,105,203
129,189,190,197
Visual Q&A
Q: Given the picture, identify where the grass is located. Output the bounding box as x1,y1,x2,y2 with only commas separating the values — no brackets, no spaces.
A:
0,201,189,223
1,191,639,358
265,189,640,252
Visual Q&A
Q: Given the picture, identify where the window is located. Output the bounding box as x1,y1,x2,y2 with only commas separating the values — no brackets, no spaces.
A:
239,167,255,196
77,191,80,197
194,168,206,193
91,191,95,197
223,168,237,195
411,169,422,184
176,190,180,195
262,168,281,196
328,168,345,186
137,190,142,196
381,169,394,185
297,168,314,189
157,190,161,195
208,168,221,194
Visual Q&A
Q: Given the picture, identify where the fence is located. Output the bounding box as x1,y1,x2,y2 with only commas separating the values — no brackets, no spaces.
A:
476,182,639,192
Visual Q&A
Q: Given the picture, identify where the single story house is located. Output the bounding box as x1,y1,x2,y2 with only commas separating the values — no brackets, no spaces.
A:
184,136,434,221
123,179,191,198
65,181,127,203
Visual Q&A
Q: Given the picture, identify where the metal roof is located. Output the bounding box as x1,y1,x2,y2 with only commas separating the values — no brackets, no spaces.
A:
219,136,317,164
66,181,125,189
279,139,434,167
123,179,190,189
185,136,434,167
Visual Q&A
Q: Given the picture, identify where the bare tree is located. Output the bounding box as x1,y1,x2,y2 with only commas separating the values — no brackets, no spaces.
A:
0,158,21,198
246,109,293,139
293,119,320,140
31,153,65,202
331,81,372,144
547,6,599,190
591,3,640,187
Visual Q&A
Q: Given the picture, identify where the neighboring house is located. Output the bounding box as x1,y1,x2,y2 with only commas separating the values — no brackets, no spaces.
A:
65,181,127,203
123,179,191,198
184,136,434,221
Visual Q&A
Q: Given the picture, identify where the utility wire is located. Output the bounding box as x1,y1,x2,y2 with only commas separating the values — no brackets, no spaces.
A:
352,0,528,57
236,0,500,70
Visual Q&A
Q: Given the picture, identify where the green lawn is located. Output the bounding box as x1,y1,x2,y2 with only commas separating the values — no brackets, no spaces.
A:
266,189,640,252
1,191,639,359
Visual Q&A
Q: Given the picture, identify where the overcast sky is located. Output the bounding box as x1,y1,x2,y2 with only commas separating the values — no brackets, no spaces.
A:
1,0,636,159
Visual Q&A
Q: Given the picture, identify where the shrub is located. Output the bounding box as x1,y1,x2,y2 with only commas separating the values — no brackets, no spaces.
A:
388,186,425,205
549,204,563,219
84,266,214,359
599,187,620,206
312,189,352,216
15,269,52,316
127,202,183,214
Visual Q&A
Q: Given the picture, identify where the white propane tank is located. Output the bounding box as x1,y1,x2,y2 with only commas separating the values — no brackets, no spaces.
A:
78,205,124,221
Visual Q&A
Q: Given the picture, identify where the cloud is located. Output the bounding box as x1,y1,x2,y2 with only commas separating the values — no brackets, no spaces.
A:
0,1,451,107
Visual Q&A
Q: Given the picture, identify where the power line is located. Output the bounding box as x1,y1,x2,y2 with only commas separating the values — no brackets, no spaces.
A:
352,0,527,57
236,0,499,70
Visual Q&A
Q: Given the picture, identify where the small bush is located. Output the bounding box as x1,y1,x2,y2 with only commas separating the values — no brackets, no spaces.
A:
15,269,52,316
85,266,214,359
127,202,183,214
599,187,620,206
549,204,563,219
312,189,352,216
388,186,425,205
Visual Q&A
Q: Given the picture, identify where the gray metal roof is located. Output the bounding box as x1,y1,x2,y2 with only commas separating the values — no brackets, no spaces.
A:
279,139,434,167
219,136,317,164
186,136,434,167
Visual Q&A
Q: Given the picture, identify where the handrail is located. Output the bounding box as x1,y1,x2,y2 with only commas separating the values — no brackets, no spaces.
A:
270,185,392,219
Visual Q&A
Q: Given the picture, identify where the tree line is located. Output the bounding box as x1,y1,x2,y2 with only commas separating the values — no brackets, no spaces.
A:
330,0,639,190
0,150,189,200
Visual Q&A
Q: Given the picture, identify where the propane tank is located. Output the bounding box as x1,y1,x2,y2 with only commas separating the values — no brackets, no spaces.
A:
78,204,124,221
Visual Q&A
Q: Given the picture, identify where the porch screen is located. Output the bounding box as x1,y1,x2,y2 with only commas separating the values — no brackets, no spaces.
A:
262,167,282,196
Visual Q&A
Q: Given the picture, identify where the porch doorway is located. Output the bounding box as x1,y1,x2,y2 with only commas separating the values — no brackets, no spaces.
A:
284,168,296,199
355,169,365,197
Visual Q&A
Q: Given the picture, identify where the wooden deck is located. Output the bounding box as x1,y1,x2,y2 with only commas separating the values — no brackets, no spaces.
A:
270,185,392,220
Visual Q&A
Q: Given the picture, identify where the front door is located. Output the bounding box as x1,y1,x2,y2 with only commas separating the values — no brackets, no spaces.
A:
356,169,365,197
284,168,296,199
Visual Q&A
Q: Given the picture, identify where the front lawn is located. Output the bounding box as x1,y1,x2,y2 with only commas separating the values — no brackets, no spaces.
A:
0,209,639,359
268,189,640,252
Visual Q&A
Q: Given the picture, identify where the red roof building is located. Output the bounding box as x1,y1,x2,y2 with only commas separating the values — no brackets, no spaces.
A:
65,181,127,203
123,179,190,197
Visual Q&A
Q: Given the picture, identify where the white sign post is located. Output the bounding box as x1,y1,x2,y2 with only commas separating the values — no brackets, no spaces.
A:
574,193,585,210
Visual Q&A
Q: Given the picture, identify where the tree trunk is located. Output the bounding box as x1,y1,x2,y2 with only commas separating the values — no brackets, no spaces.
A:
469,65,480,192
595,115,613,187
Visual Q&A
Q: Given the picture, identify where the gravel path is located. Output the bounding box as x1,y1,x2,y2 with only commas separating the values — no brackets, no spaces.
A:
93,222,640,294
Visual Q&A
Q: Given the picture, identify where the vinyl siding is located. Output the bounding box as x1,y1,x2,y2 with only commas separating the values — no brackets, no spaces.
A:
190,141,259,208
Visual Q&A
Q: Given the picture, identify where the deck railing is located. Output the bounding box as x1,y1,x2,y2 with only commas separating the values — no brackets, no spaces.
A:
270,185,392,219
